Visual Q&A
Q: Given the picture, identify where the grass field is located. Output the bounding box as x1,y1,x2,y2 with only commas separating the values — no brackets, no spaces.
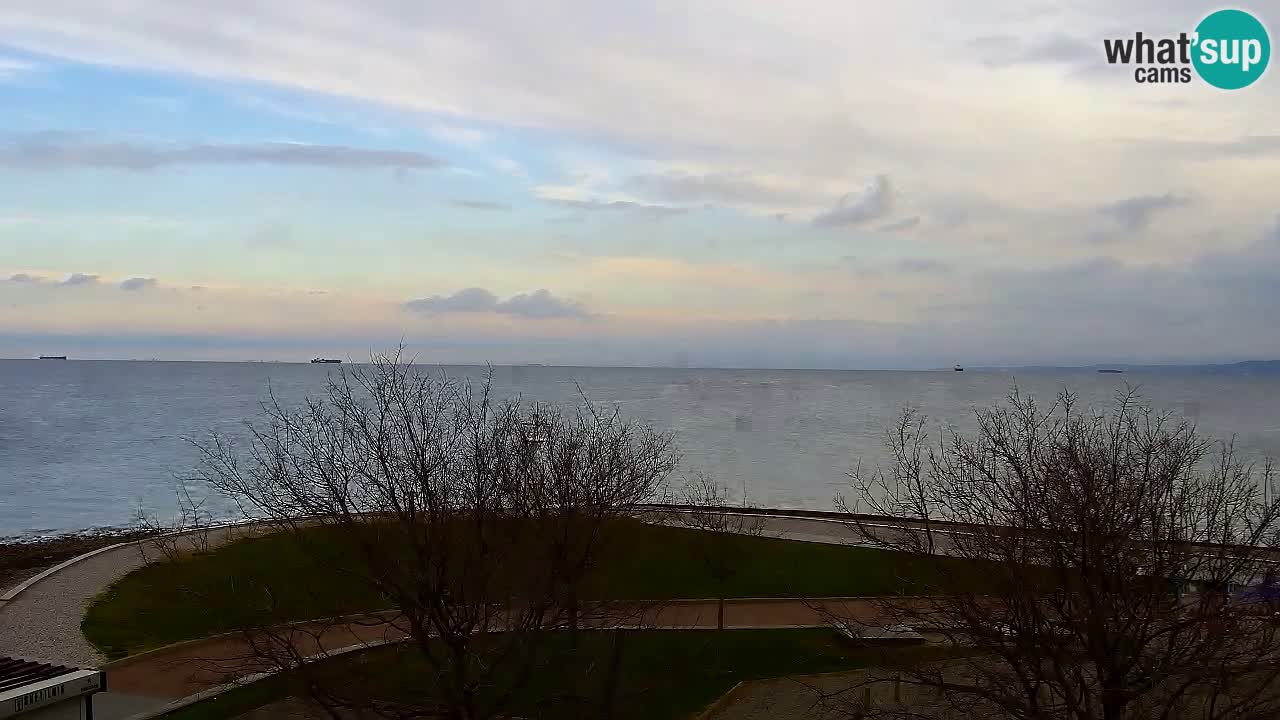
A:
84,518,988,658
163,629,954,720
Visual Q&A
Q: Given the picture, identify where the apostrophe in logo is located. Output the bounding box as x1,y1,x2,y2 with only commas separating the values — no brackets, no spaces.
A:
1102,8,1270,89
1192,9,1270,89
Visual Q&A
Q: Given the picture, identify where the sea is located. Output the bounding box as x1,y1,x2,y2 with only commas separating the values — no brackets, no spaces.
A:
2,359,1279,538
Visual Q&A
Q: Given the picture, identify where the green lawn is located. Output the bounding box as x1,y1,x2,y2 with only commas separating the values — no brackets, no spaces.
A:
162,629,954,720
85,518,988,658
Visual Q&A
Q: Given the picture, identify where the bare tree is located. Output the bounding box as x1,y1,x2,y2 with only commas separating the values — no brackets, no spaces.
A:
829,388,1280,720
133,478,216,563
189,351,677,720
672,472,765,630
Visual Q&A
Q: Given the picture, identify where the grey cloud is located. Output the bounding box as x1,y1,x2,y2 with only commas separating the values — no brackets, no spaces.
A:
1098,192,1191,232
60,273,99,286
8,272,43,283
550,198,687,218
406,287,498,313
878,216,920,232
497,289,591,319
1139,135,1280,162
971,33,1096,68
936,218,1280,364
404,287,589,319
624,171,805,206
0,133,445,171
812,175,893,228
247,223,294,249
10,219,1279,367
119,277,157,291
453,199,511,211
897,258,950,273
1191,135,1280,157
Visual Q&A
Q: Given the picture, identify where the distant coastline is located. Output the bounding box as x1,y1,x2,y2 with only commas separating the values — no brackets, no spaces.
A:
963,360,1280,376
4,357,1278,374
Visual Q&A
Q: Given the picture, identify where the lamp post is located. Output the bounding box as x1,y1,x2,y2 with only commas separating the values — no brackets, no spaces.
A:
522,402,549,449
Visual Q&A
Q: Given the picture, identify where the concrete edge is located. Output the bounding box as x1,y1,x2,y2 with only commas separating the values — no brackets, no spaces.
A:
102,610,405,671
104,594,906,666
693,680,750,720
0,520,264,603
113,622,841,720
0,505,934,606
101,600,874,668
116,637,406,720
0,541,134,603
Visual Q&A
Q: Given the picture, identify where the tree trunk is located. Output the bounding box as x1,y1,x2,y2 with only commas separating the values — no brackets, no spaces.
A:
600,628,627,719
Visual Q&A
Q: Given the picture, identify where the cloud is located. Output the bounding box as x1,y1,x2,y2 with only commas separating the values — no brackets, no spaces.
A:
1098,193,1191,233
428,125,488,147
404,287,589,319
119,277,157,291
970,33,1096,68
8,218,1280,367
1214,135,1280,156
0,133,445,172
897,258,950,273
624,170,806,207
0,57,38,81
491,156,527,179
453,199,511,211
8,272,44,283
246,223,294,249
549,198,687,218
406,287,498,313
812,175,893,228
59,273,99,287
877,216,920,232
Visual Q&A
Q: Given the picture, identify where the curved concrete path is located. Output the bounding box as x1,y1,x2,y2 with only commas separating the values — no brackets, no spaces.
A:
0,526,251,667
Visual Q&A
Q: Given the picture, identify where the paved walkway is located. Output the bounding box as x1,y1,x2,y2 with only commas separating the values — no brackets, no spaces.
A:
0,526,249,667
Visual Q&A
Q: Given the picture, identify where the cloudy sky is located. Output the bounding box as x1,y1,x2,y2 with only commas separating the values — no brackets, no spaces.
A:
0,1,1277,367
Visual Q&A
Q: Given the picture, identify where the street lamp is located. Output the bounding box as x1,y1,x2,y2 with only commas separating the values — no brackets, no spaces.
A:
522,402,549,448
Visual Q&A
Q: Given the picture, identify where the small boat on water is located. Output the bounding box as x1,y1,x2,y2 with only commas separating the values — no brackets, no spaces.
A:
953,364,964,372
310,357,342,364
39,355,68,360
1098,368,1124,374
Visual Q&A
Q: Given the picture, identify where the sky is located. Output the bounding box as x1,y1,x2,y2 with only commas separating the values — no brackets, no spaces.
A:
0,1,1277,368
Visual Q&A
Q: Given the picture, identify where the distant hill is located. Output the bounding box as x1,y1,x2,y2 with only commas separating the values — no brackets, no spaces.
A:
975,360,1280,375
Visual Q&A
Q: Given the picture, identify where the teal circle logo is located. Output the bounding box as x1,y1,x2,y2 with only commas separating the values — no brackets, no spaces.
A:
1192,9,1270,89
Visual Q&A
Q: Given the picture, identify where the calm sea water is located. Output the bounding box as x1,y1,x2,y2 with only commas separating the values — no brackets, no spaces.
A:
2,360,1278,538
